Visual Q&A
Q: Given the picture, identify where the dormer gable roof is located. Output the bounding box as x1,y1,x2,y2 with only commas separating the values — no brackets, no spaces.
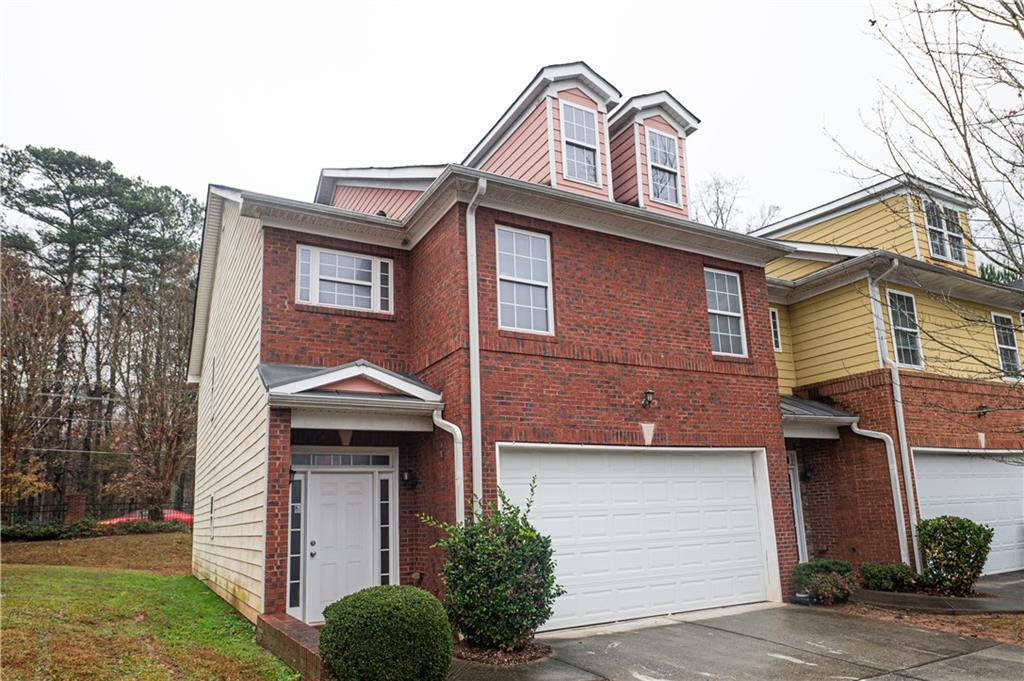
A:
463,61,622,168
608,91,701,137
314,165,445,205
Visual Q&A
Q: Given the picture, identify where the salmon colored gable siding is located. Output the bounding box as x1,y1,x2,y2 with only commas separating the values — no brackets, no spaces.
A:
610,125,640,206
331,185,422,219
637,116,689,219
480,100,550,185
552,88,611,200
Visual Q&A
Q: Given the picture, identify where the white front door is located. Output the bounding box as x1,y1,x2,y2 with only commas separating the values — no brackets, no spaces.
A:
306,473,375,621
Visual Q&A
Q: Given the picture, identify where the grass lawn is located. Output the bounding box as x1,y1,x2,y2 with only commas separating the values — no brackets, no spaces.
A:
2,534,297,680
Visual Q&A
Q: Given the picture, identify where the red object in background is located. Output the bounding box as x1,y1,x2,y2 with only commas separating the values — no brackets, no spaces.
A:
99,509,194,525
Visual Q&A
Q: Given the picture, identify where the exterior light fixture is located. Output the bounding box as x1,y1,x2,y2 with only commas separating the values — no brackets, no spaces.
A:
401,470,418,488
976,404,989,418
642,389,655,409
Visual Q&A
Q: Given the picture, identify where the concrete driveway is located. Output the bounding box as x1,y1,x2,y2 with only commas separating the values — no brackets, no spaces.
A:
450,604,1023,681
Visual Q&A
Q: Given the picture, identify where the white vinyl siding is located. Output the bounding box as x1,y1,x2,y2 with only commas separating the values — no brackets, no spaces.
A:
192,200,269,622
992,313,1020,377
646,128,681,205
923,201,966,264
887,290,924,368
561,102,600,185
296,245,392,314
496,226,554,334
705,268,747,356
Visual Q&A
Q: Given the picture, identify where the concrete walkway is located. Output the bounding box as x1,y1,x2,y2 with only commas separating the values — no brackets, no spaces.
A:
450,604,1024,680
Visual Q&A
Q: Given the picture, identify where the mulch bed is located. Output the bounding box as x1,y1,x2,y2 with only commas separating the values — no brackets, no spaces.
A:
453,639,552,666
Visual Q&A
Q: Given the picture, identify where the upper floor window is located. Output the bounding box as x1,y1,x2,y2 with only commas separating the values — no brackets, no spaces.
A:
923,201,966,264
887,290,923,368
705,268,747,356
296,245,393,313
496,226,553,334
769,307,783,352
647,129,681,205
561,102,600,185
992,313,1020,377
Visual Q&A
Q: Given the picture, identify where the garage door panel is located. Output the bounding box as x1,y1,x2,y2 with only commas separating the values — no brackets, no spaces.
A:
501,447,769,630
916,452,1024,575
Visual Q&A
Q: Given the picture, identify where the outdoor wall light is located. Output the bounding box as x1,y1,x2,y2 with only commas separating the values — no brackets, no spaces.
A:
401,470,418,489
977,404,989,418
641,389,655,409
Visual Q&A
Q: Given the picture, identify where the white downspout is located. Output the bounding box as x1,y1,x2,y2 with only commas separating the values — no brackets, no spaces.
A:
432,409,465,524
870,257,923,570
465,178,487,505
850,420,909,564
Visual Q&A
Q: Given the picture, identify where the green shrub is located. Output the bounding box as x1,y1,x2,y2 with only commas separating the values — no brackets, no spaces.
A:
792,559,853,592
0,518,188,542
917,515,994,596
318,585,451,681
104,520,188,536
422,480,565,651
860,562,917,592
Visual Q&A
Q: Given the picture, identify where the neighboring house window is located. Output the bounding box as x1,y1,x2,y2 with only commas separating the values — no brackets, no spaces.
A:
769,307,782,352
647,129,681,205
496,226,553,334
887,290,924,368
705,268,747,356
992,313,1020,377
296,245,393,313
561,102,599,185
923,201,966,264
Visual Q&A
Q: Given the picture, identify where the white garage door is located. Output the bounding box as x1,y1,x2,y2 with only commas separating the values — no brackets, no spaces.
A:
500,446,772,630
915,451,1024,575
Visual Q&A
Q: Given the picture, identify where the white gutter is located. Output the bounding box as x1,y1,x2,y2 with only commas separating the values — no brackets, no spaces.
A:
870,257,923,570
850,421,910,565
465,178,487,504
432,409,465,524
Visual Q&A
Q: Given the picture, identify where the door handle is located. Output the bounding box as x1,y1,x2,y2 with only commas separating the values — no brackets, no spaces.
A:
310,550,317,558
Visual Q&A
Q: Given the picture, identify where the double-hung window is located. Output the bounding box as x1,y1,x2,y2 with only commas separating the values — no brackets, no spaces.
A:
923,201,966,263
296,245,393,313
705,268,747,356
992,313,1020,377
769,307,783,352
887,290,923,368
647,129,681,205
496,226,553,334
561,102,599,185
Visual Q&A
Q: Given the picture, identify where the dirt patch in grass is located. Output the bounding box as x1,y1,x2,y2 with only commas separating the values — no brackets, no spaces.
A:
2,531,193,575
836,603,1024,647
454,639,552,665
1,564,297,680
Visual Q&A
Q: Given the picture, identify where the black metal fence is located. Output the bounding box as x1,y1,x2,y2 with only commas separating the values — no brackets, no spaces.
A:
1,499,194,526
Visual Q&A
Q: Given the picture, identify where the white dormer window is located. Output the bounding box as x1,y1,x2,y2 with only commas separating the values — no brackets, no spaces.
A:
646,129,681,205
992,313,1020,377
561,102,600,185
923,200,966,264
296,245,393,314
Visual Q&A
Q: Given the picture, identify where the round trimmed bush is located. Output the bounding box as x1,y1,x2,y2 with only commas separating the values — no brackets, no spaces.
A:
318,585,452,681
792,559,855,605
860,562,916,592
917,515,994,596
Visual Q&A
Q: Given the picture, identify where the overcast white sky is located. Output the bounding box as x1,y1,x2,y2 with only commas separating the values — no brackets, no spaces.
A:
2,1,910,225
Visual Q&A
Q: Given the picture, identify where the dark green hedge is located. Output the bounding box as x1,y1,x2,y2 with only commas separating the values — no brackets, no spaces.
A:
0,518,189,542
319,585,452,681
917,515,994,596
793,559,855,605
860,562,917,592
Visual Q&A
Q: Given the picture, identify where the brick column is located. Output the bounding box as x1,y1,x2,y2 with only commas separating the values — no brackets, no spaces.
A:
264,408,291,614
64,493,87,523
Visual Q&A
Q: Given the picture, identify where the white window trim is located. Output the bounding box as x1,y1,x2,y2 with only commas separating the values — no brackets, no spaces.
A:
769,307,783,352
921,198,967,265
645,127,683,207
296,245,393,314
886,288,925,370
705,267,748,358
991,312,1021,378
560,100,602,188
495,225,555,336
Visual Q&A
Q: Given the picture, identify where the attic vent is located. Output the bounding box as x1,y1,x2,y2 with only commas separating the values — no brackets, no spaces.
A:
376,210,387,217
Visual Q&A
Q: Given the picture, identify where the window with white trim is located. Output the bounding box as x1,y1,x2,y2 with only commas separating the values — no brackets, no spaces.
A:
993,313,1020,377
296,245,392,313
923,201,966,264
887,290,923,368
647,129,680,205
769,307,782,352
705,268,747,356
561,102,599,185
496,226,553,334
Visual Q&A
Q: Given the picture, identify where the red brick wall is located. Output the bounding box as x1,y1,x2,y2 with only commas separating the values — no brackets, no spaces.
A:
264,408,290,614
